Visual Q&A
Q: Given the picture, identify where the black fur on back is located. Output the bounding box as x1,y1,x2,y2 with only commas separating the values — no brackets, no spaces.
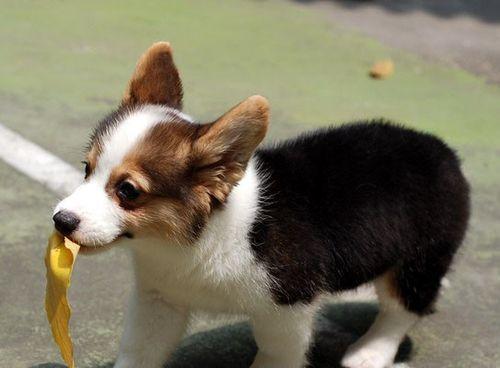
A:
250,120,470,314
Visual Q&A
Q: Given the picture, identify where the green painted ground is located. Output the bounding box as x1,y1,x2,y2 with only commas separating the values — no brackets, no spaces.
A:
2,1,500,173
0,1,498,367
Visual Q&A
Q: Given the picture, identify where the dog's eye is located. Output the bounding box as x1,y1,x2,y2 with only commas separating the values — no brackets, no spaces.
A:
82,161,91,179
117,181,140,201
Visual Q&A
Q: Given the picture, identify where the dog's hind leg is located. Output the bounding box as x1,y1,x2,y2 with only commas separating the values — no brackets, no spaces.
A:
342,241,458,368
341,272,419,368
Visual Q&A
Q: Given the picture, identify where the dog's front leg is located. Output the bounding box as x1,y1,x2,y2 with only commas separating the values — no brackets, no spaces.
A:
250,305,318,368
114,288,188,368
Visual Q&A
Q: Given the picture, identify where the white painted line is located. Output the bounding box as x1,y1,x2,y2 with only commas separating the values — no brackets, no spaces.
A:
0,123,82,196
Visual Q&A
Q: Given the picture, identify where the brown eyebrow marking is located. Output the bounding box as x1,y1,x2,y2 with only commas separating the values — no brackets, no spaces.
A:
85,146,99,177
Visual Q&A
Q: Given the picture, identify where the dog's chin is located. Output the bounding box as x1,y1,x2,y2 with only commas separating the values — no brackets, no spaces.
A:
69,232,133,255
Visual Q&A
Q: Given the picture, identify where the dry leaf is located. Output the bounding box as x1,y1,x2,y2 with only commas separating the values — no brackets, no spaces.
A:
370,59,394,79
45,231,80,368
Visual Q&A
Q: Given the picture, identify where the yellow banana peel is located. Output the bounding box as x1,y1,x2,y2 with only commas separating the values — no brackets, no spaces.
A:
45,231,80,368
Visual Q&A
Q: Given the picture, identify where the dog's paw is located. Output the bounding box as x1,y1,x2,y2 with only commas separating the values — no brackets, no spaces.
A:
341,344,396,368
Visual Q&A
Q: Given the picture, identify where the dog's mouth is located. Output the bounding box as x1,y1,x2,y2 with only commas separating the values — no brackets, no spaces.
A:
68,231,134,254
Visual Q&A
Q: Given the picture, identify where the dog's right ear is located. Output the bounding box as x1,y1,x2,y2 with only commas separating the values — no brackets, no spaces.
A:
122,42,183,109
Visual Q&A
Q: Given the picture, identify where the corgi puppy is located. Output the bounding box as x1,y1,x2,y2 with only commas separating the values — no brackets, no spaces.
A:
53,42,470,368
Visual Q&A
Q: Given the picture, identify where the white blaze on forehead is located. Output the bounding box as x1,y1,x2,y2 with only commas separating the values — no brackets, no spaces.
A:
95,105,192,177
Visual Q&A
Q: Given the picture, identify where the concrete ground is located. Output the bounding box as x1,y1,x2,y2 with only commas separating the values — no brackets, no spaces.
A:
0,1,499,367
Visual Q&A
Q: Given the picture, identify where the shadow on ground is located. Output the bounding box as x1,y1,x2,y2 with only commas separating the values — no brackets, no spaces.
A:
293,0,500,23
31,302,412,368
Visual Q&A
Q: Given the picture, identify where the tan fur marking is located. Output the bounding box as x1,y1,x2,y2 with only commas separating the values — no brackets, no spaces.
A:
83,146,100,178
377,270,402,303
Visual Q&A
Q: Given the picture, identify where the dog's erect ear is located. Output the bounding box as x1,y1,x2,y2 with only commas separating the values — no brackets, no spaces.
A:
196,95,269,167
193,95,269,205
122,42,183,109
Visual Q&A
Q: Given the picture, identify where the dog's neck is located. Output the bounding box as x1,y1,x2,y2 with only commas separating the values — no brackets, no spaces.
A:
129,159,262,269
195,159,262,255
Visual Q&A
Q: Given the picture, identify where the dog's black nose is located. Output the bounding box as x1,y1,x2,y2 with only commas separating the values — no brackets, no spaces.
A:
53,210,80,236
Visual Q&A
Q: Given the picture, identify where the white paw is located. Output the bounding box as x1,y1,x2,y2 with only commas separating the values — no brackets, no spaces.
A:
341,344,396,368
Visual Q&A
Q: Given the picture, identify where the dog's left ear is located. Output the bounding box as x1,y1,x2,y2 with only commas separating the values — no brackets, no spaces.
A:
193,95,269,205
122,41,183,109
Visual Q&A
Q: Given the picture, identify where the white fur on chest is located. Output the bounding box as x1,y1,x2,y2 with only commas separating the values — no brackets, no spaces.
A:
128,161,275,313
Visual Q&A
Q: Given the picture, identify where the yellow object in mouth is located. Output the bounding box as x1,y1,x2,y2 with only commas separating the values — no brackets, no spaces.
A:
45,231,80,368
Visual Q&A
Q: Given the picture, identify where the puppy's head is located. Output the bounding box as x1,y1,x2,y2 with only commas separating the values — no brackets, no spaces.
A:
53,42,269,250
